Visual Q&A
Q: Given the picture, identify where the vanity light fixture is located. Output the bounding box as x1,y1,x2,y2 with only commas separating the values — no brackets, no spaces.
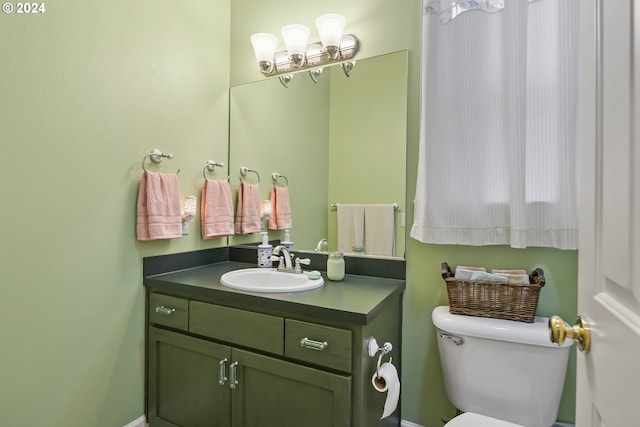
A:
250,33,279,74
281,24,310,68
250,13,358,79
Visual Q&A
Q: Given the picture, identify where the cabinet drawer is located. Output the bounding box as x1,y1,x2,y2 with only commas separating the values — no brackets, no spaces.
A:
149,293,189,331
285,319,352,373
189,301,284,355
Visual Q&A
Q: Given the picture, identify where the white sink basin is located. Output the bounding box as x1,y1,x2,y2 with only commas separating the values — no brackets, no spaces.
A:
220,268,324,293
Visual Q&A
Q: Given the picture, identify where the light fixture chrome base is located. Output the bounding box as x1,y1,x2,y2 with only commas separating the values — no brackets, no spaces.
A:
258,60,275,74
261,34,358,78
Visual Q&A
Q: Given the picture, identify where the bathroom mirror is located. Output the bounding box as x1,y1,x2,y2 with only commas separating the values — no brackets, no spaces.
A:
228,50,408,259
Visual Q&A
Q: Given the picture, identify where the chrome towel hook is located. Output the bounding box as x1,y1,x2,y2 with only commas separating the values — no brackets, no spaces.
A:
142,149,179,174
203,160,228,181
240,166,260,183
271,172,289,187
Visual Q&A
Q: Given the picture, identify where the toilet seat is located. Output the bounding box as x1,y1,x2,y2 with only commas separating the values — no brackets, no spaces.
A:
444,412,524,427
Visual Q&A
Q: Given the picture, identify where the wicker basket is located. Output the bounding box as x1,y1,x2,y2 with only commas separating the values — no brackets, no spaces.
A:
441,262,545,323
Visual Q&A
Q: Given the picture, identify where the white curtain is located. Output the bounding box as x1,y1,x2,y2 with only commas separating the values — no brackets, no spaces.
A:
411,0,579,249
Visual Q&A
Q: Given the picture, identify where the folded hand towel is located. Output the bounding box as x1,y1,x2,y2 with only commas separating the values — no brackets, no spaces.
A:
491,269,527,275
454,266,486,280
234,182,262,235
469,271,509,283
494,273,530,284
201,179,234,239
136,171,182,240
268,186,293,230
364,204,395,257
337,204,365,254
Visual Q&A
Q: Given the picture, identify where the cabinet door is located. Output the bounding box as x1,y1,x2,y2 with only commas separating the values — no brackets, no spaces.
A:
148,327,232,427
231,349,351,427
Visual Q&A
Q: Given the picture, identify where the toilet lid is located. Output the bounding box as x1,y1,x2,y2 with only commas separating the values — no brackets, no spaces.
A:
445,412,524,427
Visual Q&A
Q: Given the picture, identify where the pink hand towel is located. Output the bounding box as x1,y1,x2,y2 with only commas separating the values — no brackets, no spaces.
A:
268,186,293,230
136,171,182,240
234,182,262,235
201,179,234,239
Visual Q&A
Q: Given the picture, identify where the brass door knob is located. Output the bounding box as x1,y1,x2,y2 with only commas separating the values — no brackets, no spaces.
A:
549,315,591,353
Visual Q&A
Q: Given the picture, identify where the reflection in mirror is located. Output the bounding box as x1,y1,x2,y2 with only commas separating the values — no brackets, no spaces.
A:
228,50,408,259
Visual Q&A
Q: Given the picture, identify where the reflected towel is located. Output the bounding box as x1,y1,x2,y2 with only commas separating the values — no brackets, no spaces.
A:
337,204,365,254
234,182,262,235
201,179,234,239
268,186,293,230
364,204,395,257
136,171,182,240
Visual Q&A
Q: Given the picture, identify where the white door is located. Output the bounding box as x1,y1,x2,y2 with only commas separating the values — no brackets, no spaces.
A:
576,0,640,425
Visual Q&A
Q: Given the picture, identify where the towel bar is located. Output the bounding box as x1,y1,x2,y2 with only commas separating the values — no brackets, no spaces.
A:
330,203,398,210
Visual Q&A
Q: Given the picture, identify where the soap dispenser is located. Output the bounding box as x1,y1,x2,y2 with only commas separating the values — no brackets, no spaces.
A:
257,232,273,268
282,229,294,250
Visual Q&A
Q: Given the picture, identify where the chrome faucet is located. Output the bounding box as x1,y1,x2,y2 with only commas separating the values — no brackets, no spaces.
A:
272,245,293,270
315,238,328,252
272,245,310,273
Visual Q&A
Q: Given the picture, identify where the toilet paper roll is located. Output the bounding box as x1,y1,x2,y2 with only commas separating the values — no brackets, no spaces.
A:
371,361,400,419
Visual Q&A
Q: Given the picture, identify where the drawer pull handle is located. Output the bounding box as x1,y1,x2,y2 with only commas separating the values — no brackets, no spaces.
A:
155,306,176,315
229,361,238,390
300,337,328,351
218,358,227,385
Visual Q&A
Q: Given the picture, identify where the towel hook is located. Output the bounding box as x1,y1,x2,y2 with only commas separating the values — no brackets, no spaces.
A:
271,172,289,187
240,166,260,183
203,160,229,181
142,149,180,174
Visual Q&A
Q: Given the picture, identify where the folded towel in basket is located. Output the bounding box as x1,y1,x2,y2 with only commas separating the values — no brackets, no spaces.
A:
469,271,509,283
494,273,530,284
454,266,486,280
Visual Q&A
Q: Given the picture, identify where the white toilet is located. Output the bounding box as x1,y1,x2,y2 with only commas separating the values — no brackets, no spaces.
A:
432,306,573,427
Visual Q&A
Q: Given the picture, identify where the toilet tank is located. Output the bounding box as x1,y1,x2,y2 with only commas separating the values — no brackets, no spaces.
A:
432,306,572,427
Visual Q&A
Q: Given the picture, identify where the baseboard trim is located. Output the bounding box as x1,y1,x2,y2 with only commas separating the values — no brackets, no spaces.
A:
401,420,425,427
123,415,146,427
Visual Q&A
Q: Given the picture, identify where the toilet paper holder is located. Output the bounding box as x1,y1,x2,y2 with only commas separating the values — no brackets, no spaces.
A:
368,337,393,378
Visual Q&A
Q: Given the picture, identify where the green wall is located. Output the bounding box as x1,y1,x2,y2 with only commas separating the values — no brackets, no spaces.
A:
0,0,577,426
0,1,230,426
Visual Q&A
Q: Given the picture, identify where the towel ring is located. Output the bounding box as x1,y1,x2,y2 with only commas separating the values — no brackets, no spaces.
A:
203,160,229,181
240,166,260,183
142,149,180,174
271,172,289,187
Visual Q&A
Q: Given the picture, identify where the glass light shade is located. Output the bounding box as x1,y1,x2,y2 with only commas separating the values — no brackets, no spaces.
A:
260,199,272,217
250,33,279,63
183,195,197,217
281,24,310,56
315,14,346,48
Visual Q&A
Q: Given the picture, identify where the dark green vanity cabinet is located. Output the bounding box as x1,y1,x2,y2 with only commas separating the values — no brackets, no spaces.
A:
144,258,404,427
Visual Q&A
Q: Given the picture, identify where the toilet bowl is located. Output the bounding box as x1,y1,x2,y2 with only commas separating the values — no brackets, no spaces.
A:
433,306,573,427
445,412,523,427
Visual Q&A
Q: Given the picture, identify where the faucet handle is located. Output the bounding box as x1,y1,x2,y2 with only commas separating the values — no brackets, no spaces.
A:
298,258,311,265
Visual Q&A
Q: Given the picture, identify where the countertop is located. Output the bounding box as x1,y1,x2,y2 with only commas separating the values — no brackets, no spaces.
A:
144,249,405,325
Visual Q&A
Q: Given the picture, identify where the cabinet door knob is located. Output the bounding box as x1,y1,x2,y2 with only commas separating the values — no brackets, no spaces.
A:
218,358,227,385
155,306,176,315
229,361,239,389
300,337,328,351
